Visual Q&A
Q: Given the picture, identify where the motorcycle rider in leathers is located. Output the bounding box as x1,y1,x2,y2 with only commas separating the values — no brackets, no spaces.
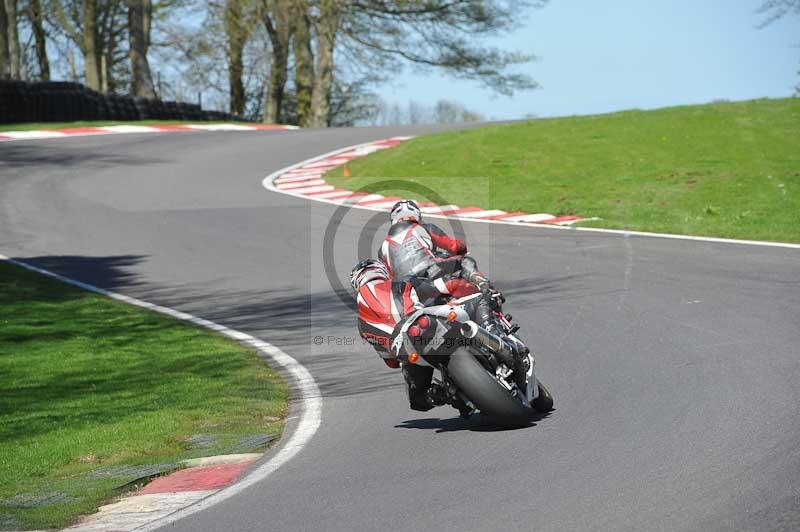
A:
378,199,503,334
351,258,476,415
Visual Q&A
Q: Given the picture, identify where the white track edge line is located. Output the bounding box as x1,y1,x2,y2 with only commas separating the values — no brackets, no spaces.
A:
0,124,298,143
262,140,800,251
0,254,322,531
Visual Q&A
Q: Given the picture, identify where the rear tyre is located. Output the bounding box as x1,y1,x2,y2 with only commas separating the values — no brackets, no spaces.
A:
531,380,554,412
448,348,531,428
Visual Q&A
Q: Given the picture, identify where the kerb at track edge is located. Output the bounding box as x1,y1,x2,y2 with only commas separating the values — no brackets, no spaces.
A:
262,141,800,250
0,254,322,531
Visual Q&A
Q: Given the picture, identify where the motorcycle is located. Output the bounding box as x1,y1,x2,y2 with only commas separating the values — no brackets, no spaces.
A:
390,289,554,428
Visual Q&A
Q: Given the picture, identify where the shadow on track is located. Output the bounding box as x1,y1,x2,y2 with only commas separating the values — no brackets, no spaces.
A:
396,411,553,433
16,254,147,291
9,255,578,404
0,144,168,170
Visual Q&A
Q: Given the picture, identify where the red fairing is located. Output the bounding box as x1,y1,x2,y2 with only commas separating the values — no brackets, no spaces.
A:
428,225,467,255
357,280,417,328
444,278,479,297
357,281,397,329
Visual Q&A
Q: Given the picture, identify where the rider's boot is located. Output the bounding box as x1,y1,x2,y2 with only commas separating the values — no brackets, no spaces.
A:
451,397,475,419
403,364,435,412
475,295,504,336
425,383,448,408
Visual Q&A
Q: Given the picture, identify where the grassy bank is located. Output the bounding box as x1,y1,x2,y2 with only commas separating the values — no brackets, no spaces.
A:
0,261,288,530
0,120,237,132
328,98,800,242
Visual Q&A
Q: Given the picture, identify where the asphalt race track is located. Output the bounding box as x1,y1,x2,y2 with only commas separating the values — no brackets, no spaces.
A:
2,128,799,532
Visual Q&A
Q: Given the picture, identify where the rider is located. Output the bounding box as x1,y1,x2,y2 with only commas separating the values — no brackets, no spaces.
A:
379,199,503,334
351,258,474,415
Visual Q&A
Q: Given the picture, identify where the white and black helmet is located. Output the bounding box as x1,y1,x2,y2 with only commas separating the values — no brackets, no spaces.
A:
390,199,422,225
350,258,390,293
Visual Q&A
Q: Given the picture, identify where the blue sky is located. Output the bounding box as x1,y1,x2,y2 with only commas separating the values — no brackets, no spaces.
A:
378,0,800,119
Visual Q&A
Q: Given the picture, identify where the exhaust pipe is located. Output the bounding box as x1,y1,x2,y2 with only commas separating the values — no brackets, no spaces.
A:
459,320,516,366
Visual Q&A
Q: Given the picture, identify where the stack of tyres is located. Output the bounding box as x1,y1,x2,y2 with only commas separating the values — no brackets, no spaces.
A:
0,81,26,123
47,82,67,121
165,101,178,119
106,94,121,120
125,97,140,120
156,99,168,119
53,83,66,121
96,92,110,120
83,89,99,121
182,103,203,121
0,80,255,125
65,83,77,122
72,84,85,120
0,81,13,122
0,82,7,122
23,82,39,122
133,97,149,120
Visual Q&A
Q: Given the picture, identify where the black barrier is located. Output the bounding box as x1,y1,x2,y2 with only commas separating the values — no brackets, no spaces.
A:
0,80,249,124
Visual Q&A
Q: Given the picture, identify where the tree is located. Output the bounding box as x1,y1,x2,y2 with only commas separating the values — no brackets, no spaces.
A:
434,100,484,124
292,0,313,126
0,1,8,78
292,0,543,127
758,0,800,93
52,0,103,90
27,0,50,80
757,0,800,26
343,1,540,93
327,73,380,126
100,1,130,92
261,0,291,123
49,1,127,91
51,1,130,92
308,0,341,127
224,0,255,116
129,0,156,97
6,0,19,78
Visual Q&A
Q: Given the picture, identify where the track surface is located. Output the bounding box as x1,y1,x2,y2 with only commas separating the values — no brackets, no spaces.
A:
2,128,799,532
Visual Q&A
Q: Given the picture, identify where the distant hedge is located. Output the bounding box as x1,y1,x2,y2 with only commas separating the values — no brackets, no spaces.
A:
0,80,248,124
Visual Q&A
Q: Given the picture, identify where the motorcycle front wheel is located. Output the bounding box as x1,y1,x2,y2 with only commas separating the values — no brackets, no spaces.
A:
448,347,531,428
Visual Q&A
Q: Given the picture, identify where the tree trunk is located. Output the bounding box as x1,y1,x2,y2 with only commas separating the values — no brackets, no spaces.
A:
310,3,340,128
292,2,313,127
100,54,108,92
0,1,9,79
6,0,19,78
142,0,151,47
129,0,155,98
225,0,248,117
82,0,101,91
29,0,49,80
262,0,291,124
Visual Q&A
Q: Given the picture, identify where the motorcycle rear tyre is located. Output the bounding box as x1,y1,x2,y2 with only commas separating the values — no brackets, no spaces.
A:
448,348,531,428
532,380,554,412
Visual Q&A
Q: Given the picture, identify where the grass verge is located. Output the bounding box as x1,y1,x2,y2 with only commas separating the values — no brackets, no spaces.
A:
327,98,800,243
0,120,239,132
0,261,288,530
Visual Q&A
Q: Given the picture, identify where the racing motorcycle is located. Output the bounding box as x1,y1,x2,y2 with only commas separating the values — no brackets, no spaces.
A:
390,289,554,428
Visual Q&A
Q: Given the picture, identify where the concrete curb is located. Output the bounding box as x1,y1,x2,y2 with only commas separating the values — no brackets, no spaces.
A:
0,123,298,143
264,136,585,226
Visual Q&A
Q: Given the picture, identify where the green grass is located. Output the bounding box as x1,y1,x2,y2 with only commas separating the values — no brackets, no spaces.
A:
0,261,288,530
0,120,236,132
327,98,800,243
